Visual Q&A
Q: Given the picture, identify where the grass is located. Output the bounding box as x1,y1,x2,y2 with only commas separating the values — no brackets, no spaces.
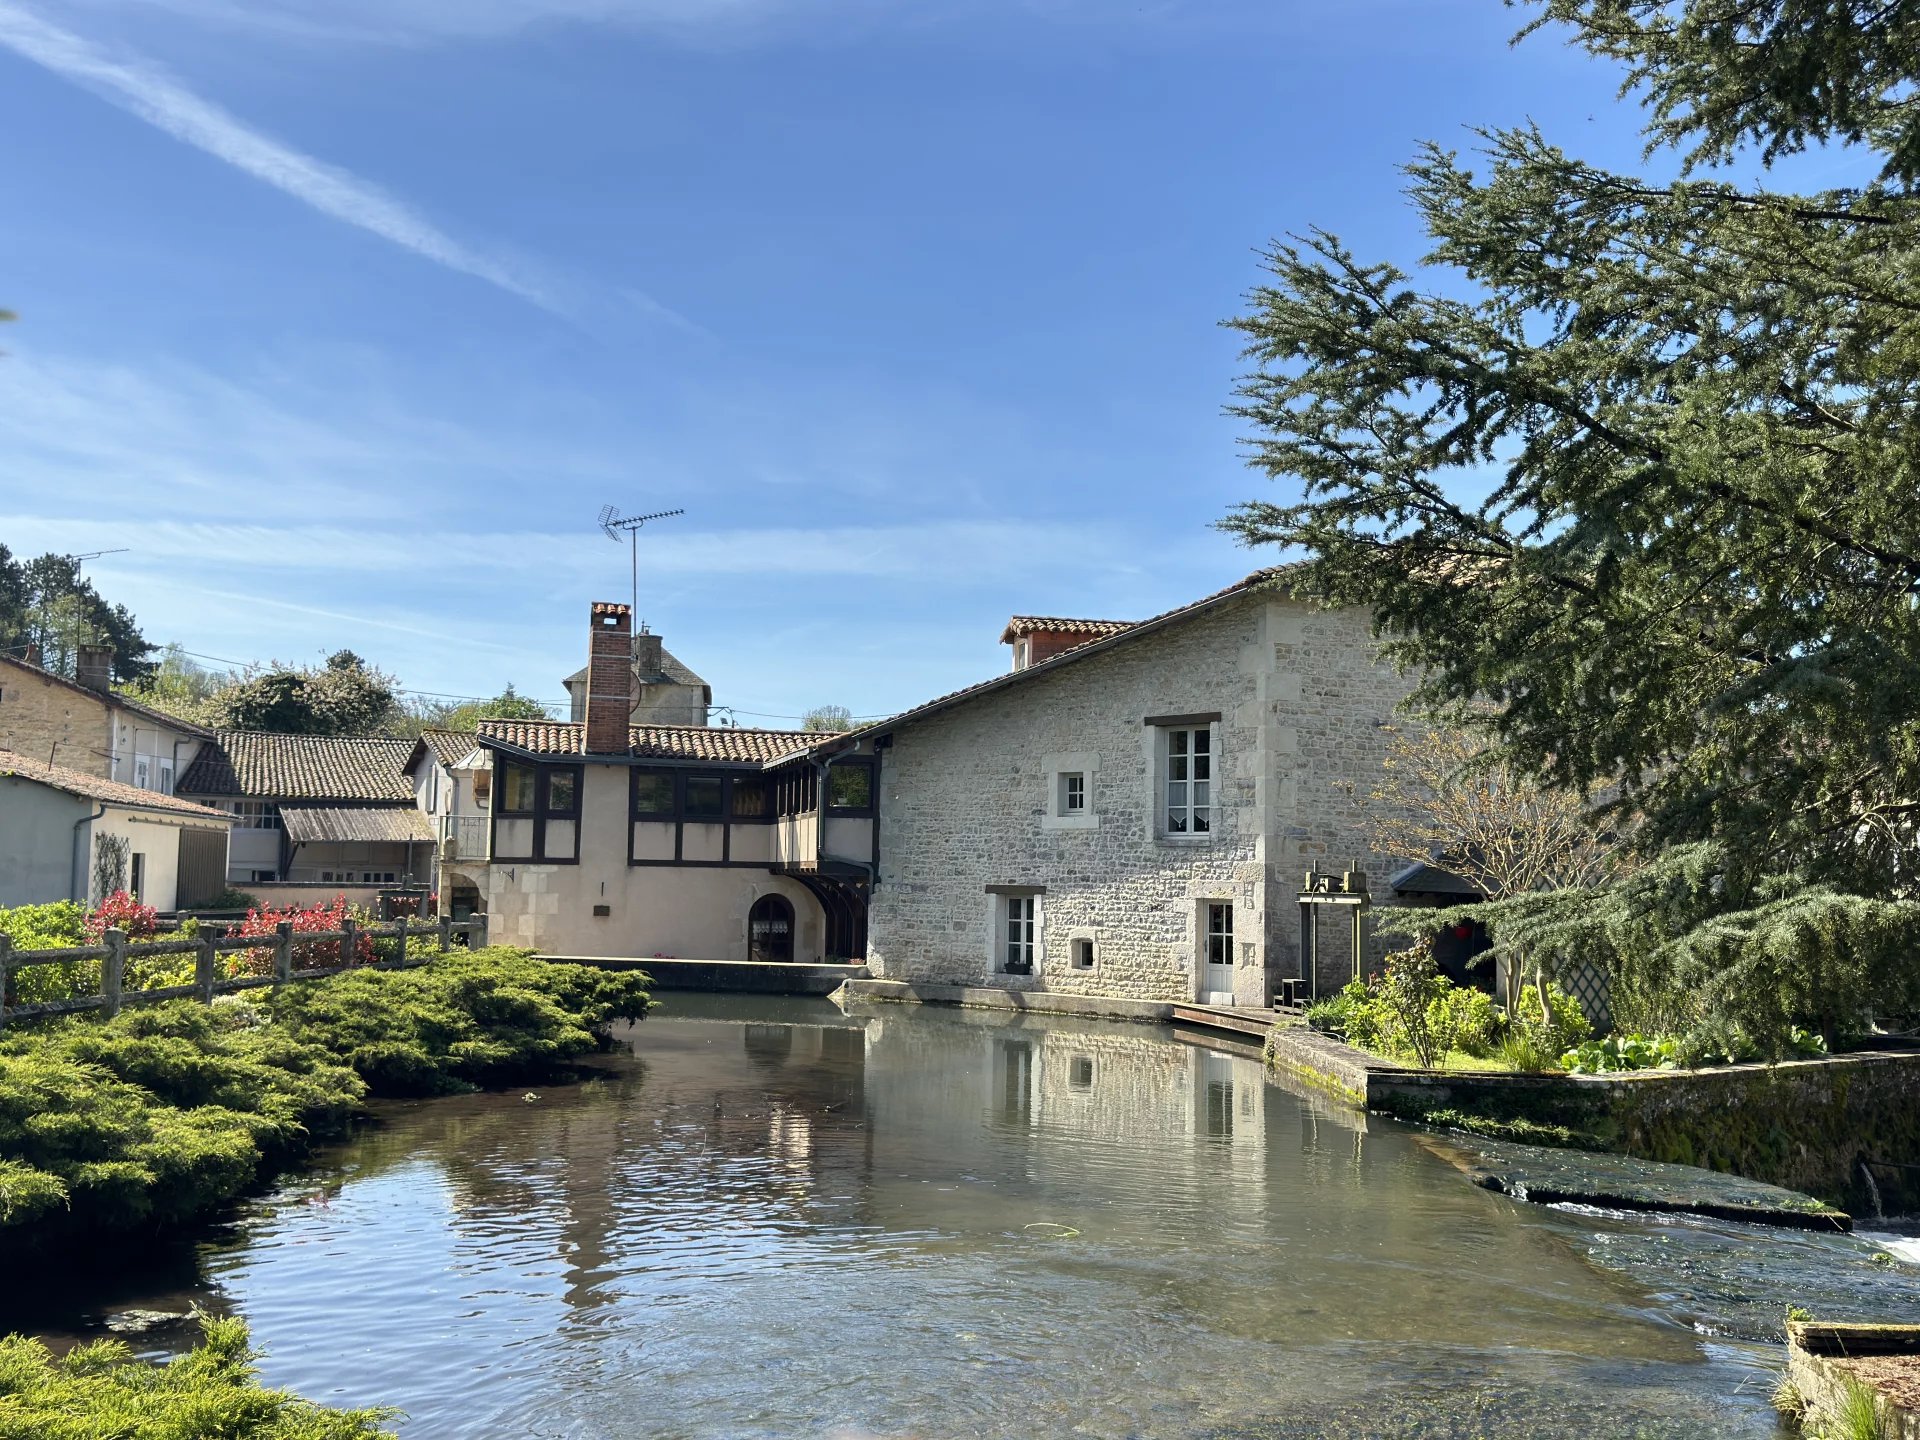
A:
0,1314,395,1439
1826,1376,1889,1440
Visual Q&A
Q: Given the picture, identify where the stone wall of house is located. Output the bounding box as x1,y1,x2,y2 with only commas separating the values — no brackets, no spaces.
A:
1264,601,1424,994
867,591,1419,1005
0,661,112,778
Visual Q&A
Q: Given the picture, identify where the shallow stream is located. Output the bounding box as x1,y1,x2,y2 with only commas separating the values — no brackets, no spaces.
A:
12,995,1919,1438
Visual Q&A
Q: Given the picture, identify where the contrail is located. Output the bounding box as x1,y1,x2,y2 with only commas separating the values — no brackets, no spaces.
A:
0,3,551,308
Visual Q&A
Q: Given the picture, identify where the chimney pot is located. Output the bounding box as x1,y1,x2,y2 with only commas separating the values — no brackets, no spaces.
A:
584,602,633,754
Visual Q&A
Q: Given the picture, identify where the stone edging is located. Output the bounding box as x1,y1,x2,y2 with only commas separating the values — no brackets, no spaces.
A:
833,979,1175,1025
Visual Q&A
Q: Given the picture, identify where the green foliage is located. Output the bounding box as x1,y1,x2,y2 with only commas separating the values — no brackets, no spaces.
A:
1427,984,1499,1059
1524,1,1920,185
265,949,653,1095
118,644,234,730
1562,1033,1684,1075
209,650,401,736
1224,2,1920,1054
0,1314,396,1439
0,901,86,951
1829,1375,1890,1440
1308,958,1521,1069
0,546,153,684
411,683,549,735
0,950,649,1246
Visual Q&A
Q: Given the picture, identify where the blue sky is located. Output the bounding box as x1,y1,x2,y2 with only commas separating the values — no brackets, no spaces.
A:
0,0,1641,726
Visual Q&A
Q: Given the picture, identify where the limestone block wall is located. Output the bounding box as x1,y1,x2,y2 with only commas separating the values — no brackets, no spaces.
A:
868,592,1420,1005
869,600,1269,1002
0,662,112,777
1265,603,1422,992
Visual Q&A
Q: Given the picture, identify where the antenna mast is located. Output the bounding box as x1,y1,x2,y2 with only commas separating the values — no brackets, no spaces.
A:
597,505,684,624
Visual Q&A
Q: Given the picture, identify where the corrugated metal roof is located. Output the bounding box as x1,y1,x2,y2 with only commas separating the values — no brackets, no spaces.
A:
281,804,433,844
0,747,234,820
179,732,416,801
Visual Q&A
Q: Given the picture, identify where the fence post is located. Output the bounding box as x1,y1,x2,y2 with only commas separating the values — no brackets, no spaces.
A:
0,933,11,1032
389,919,408,965
102,928,127,1018
274,921,294,985
438,911,453,953
471,915,488,949
339,917,359,969
195,932,218,1005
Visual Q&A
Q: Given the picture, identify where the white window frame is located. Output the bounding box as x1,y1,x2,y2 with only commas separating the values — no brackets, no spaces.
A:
134,757,150,790
1205,901,1235,968
1060,773,1085,814
1157,722,1216,841
987,888,1044,976
158,762,174,795
1041,752,1099,832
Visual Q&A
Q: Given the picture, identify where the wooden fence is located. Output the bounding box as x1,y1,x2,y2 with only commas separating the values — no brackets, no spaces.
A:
0,914,489,1029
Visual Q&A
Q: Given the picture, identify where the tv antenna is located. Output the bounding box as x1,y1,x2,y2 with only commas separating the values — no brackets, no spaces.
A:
597,505,684,622
67,548,129,571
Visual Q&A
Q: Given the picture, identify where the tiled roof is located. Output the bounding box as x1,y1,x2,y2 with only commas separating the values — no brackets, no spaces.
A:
0,747,234,820
998,616,1134,644
178,732,416,801
0,654,212,738
411,728,478,772
815,565,1309,752
478,719,823,766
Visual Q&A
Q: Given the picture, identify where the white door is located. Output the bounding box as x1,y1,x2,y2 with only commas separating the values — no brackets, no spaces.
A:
1201,901,1235,1005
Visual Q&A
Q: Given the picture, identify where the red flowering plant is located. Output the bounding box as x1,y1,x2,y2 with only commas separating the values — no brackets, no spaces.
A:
85,891,159,942
234,895,376,975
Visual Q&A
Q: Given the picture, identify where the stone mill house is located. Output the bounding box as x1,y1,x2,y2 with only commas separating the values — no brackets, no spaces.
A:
809,566,1422,1007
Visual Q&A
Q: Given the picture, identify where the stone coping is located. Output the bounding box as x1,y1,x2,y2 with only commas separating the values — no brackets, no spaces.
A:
543,956,869,995
1789,1322,1920,1439
1416,1131,1849,1231
833,979,1175,1025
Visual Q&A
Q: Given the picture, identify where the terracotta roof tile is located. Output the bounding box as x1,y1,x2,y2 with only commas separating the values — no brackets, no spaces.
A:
477,720,823,766
412,728,478,772
177,732,416,801
997,616,1134,644
0,747,234,819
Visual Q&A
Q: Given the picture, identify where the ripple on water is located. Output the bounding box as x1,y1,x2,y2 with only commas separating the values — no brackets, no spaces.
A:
11,997,1901,1437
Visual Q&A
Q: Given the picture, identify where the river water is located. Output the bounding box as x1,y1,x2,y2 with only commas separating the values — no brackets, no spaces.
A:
14,995,1920,1438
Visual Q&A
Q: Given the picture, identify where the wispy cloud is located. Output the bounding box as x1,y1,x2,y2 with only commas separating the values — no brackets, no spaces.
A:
0,3,550,306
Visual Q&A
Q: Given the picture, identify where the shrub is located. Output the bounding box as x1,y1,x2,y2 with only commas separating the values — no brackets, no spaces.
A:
1375,940,1448,1067
0,1314,396,1439
0,902,95,1007
232,897,375,974
85,892,159,942
1427,985,1500,1058
0,950,649,1248
206,888,261,912
265,949,652,1095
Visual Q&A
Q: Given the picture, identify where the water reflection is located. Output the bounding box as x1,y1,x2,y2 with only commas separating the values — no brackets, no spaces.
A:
11,995,1910,1438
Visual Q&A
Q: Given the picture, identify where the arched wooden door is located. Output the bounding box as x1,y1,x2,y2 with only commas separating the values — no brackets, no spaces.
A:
749,894,796,963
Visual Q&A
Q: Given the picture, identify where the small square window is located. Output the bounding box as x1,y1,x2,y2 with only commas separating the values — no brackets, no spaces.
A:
546,771,577,814
828,764,873,813
1069,1055,1095,1088
1060,772,1085,814
1071,937,1095,969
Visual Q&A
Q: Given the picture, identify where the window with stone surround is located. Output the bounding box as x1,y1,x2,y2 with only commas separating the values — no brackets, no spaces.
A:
1148,714,1219,839
1042,752,1098,831
1060,772,1085,814
988,886,1043,975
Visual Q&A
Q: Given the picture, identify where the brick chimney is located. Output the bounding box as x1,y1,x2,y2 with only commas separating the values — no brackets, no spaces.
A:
584,602,634,754
633,629,663,679
75,644,114,691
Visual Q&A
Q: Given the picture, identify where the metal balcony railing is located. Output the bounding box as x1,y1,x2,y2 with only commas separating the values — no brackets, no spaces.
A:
439,815,491,861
